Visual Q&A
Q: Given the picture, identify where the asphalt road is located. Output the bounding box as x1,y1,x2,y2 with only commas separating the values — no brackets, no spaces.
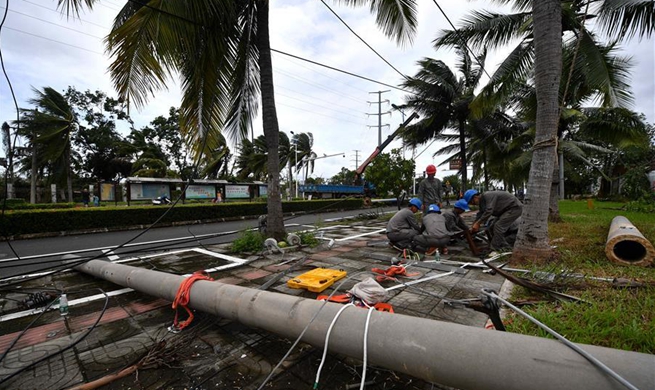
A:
0,205,397,280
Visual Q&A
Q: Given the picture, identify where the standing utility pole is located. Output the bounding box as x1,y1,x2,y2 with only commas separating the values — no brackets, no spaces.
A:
352,150,360,171
368,90,390,146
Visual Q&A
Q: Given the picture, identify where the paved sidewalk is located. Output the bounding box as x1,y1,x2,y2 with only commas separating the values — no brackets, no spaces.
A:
0,218,506,390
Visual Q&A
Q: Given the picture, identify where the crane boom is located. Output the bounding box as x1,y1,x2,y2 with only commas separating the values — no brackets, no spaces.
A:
354,111,419,185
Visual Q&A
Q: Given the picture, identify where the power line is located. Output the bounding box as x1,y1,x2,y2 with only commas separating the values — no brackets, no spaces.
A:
271,49,409,93
274,53,370,94
275,87,362,119
21,0,110,29
18,0,409,95
430,0,492,80
275,85,365,114
3,26,104,54
319,0,407,79
275,91,366,120
276,102,366,126
0,7,105,39
274,67,363,104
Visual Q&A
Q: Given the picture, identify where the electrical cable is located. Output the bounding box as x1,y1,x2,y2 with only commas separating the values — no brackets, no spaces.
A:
0,287,109,387
0,290,60,364
0,7,105,39
271,49,410,93
2,26,104,54
255,270,367,390
0,0,26,262
1,200,381,284
313,302,354,389
481,289,639,390
360,307,375,390
276,102,367,126
319,0,407,80
21,0,110,29
429,0,492,81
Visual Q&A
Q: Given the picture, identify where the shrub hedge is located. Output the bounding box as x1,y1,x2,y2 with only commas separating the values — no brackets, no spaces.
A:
0,199,365,237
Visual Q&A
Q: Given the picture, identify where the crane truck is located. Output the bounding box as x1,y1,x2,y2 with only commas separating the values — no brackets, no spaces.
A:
299,112,419,199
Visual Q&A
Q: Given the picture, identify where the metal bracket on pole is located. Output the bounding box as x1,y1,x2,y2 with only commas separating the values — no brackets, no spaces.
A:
465,289,506,331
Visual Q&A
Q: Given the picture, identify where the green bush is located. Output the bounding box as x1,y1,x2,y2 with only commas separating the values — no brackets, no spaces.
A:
297,230,320,247
230,230,265,253
624,199,655,213
0,198,365,236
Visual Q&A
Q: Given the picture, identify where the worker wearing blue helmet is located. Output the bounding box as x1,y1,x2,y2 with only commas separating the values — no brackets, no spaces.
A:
443,199,471,235
467,190,523,251
412,204,451,255
386,197,422,250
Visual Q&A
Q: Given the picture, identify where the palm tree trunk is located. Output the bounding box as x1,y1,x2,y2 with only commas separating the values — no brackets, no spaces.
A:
257,0,285,240
458,119,468,191
513,0,562,262
549,157,562,222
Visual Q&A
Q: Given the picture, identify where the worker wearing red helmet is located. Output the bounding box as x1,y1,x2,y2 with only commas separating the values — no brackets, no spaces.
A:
417,164,442,211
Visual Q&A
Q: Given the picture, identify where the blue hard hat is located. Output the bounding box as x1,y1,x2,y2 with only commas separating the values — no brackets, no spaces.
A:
454,199,470,211
427,204,441,213
409,198,422,209
463,189,479,203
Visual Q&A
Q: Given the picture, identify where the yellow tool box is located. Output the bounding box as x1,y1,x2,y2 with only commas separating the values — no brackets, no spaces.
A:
287,268,347,293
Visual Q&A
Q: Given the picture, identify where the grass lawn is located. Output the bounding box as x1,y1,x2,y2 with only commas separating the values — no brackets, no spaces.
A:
505,199,655,354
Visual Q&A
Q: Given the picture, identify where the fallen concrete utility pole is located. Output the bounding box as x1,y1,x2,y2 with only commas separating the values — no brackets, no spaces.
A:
75,260,654,390
606,216,654,266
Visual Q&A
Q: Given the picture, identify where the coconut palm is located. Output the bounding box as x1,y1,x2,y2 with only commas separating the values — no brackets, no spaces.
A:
399,47,488,191
512,0,562,260
59,0,418,240
18,87,77,203
236,132,291,181
292,132,317,186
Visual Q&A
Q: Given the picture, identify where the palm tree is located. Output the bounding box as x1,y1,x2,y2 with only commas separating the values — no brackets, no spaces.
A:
18,87,77,203
236,132,290,181
399,47,487,191
292,132,317,186
60,0,418,240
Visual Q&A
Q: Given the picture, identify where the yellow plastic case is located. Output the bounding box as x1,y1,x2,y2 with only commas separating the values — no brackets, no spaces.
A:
287,268,347,293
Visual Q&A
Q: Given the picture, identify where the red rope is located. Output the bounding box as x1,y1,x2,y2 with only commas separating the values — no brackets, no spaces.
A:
171,271,213,331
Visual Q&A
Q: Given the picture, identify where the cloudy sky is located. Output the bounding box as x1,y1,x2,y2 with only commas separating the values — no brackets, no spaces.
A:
1,0,653,183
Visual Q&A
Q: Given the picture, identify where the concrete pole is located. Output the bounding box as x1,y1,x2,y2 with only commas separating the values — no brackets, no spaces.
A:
75,260,655,390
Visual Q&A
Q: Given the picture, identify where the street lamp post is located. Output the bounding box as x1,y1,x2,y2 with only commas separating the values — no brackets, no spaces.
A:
392,104,414,194
290,131,299,198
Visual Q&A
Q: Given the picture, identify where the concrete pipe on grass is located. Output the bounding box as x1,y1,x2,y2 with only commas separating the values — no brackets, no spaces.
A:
605,216,655,266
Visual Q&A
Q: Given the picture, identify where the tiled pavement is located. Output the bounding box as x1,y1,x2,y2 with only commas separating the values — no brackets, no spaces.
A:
0,219,506,390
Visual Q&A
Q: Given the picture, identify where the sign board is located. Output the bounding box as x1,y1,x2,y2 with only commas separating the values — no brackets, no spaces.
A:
258,185,268,198
130,183,170,200
225,184,250,199
100,183,115,201
185,184,216,199
449,159,462,170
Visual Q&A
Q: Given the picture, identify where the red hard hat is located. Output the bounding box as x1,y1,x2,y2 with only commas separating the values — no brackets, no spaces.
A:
426,164,437,175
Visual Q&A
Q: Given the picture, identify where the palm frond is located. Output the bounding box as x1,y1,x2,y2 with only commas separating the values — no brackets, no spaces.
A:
57,0,97,18
470,41,534,118
598,0,655,41
433,10,532,51
338,0,418,46
574,31,634,108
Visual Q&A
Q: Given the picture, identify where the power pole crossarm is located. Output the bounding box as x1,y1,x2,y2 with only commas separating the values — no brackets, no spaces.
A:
368,90,391,146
